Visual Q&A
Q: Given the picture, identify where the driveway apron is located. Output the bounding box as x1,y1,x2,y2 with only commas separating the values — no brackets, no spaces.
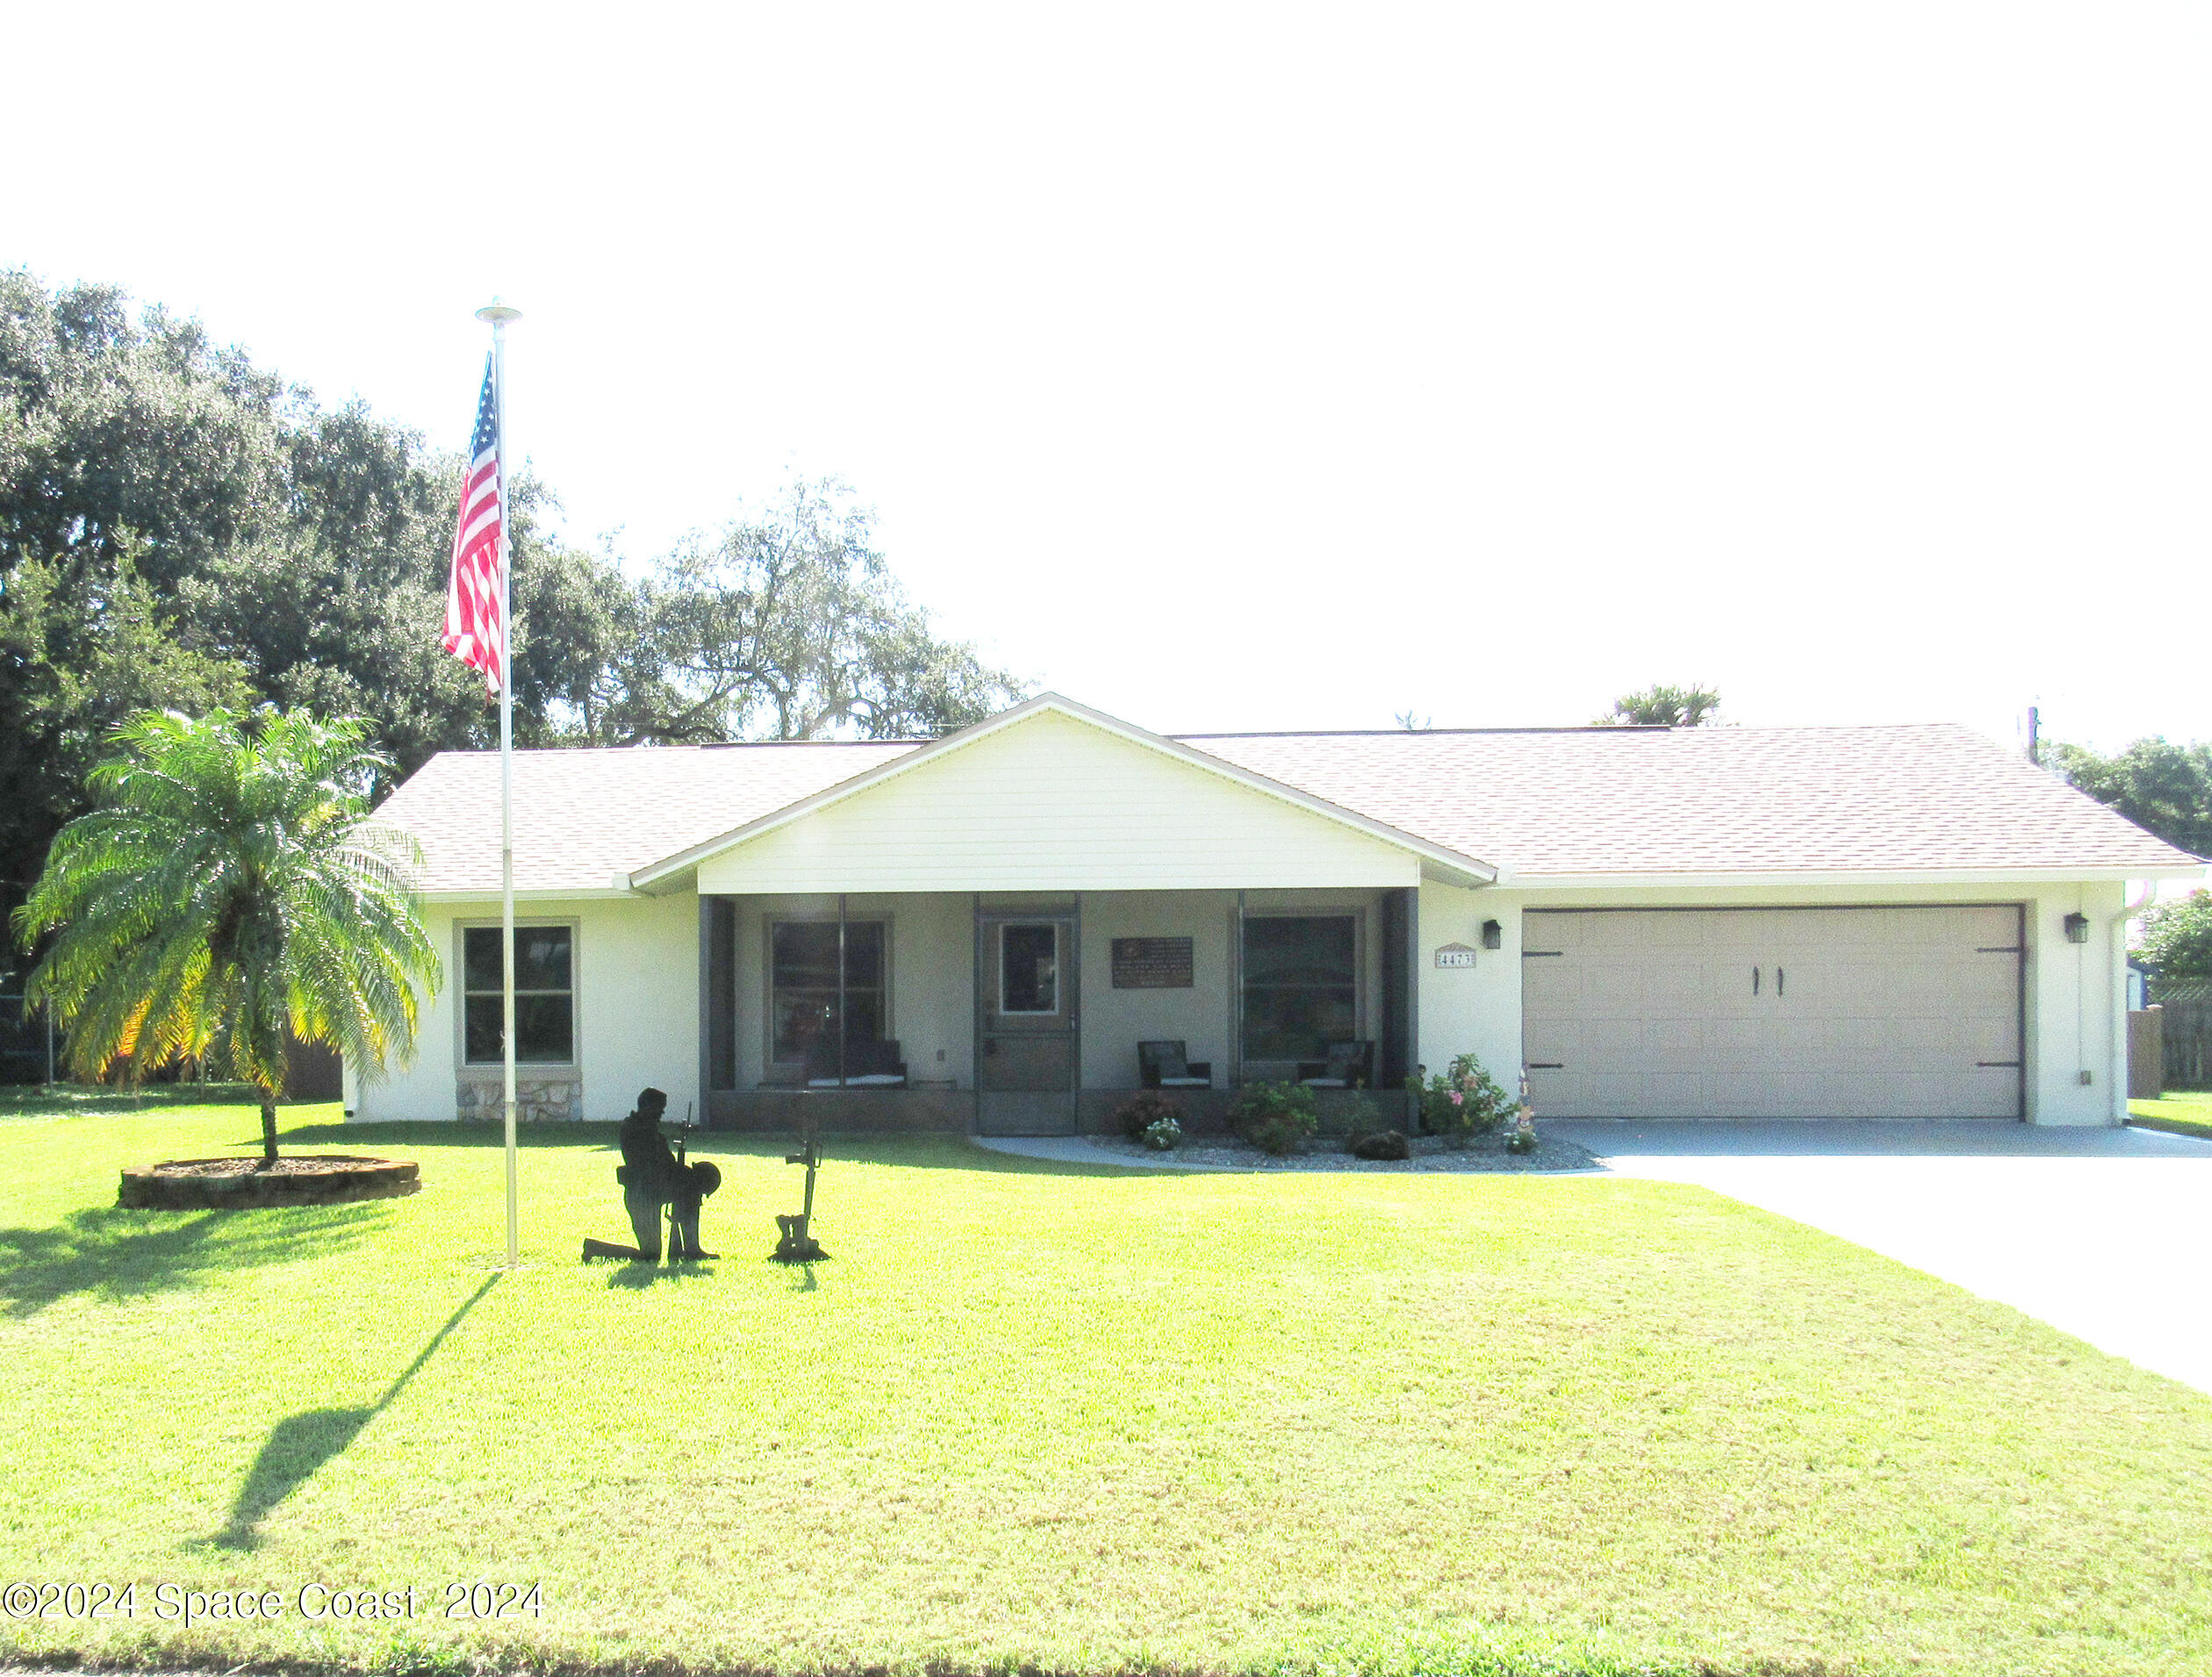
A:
1553,1121,2212,1396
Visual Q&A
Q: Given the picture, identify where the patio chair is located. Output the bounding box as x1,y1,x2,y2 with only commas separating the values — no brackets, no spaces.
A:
1297,1040,1374,1089
1138,1040,1212,1089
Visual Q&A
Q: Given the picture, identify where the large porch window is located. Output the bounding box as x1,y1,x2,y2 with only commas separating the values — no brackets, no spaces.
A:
1241,914,1356,1061
770,919,887,1069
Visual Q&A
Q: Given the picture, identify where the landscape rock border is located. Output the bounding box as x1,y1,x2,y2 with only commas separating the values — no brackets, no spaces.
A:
118,1155,421,1209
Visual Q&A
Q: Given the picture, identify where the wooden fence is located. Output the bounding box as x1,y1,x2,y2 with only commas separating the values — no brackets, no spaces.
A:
2150,999,2212,1092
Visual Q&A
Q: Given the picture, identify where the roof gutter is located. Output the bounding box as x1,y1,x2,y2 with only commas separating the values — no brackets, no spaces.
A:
1501,864,2206,892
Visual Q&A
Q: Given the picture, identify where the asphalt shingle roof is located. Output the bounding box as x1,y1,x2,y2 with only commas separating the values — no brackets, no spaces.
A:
374,719,2201,895
1190,723,2201,878
375,742,917,894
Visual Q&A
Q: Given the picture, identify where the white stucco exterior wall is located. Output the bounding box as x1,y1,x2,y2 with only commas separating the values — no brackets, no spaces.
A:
1417,878,2136,1126
348,876,2137,1128
349,892,700,1123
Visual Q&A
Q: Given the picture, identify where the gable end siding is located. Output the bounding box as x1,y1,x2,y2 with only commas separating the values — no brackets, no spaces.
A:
695,711,1421,893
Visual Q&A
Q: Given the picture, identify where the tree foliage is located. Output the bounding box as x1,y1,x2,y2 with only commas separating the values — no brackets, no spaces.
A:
2,537,252,849
2049,737,2212,858
1594,683,1722,727
0,269,1024,900
11,709,441,1158
2137,890,2212,981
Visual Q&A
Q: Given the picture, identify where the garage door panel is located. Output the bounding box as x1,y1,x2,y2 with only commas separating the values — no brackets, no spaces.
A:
1519,958,1580,1015
1584,1072,1703,1116
1573,1018,1663,1072
1634,1018,1712,1074
1520,907,2023,1121
1580,962,1655,1013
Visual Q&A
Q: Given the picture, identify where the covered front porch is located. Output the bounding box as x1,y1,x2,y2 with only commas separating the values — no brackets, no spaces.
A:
696,887,1422,1136
614,697,1496,1136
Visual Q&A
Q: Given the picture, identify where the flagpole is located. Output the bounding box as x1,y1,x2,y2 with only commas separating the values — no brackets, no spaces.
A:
478,298,523,1268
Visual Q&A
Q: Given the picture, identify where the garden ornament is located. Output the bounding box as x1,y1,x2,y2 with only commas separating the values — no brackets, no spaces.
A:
772,1123,828,1262
583,1086,721,1263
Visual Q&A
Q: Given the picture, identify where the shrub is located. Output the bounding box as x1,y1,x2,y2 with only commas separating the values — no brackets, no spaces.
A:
1113,1089,1184,1143
1226,1080,1319,1157
2140,889,2212,982
1332,1090,1384,1138
1141,1114,1182,1151
1408,1052,1518,1148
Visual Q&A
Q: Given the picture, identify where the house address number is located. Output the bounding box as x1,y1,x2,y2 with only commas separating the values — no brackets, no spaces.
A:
1111,936,1195,988
1434,942,1478,969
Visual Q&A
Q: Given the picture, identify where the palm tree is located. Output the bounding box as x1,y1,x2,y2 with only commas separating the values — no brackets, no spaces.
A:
11,708,442,1165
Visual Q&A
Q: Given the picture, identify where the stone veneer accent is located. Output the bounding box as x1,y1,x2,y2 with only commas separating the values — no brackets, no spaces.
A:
457,1074,582,1122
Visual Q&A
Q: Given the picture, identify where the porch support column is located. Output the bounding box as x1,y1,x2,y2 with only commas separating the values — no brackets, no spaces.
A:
1233,889,1246,1088
972,893,983,1132
698,895,712,1122
699,894,737,1125
1380,885,1420,1098
837,892,848,1090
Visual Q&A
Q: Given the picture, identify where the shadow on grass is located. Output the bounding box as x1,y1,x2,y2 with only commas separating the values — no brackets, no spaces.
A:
604,1258,724,1290
695,1134,1157,1179
209,1273,499,1551
0,1201,391,1319
281,1119,617,1151
280,1120,1150,1179
0,1083,332,1122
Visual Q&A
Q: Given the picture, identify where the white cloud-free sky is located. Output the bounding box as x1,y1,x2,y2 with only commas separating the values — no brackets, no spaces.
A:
10,2,2207,749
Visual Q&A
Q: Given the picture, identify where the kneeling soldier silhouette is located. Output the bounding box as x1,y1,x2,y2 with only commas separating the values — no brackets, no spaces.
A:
583,1086,720,1262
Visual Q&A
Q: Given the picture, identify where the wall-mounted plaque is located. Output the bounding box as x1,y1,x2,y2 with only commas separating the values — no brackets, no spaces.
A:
1111,936,1195,988
1434,942,1478,969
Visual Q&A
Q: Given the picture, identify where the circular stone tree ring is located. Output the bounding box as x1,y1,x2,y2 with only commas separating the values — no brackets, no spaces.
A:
118,1156,420,1210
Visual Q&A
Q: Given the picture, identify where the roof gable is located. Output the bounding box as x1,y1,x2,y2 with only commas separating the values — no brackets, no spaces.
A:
655,694,1495,893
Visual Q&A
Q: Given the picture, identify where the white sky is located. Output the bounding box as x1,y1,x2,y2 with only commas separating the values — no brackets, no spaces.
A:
10,2,2208,749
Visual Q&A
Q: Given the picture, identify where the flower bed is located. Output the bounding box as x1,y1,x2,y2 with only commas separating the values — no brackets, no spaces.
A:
1088,1130,1595,1172
118,1156,420,1209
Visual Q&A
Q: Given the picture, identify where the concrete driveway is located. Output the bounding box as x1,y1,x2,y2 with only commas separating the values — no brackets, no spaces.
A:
1550,1120,2212,1396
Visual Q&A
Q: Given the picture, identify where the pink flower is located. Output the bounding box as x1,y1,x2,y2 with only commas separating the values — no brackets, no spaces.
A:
1449,1091,1464,1106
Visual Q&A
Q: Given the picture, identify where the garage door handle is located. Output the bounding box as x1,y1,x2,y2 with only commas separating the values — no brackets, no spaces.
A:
1752,966,1760,995
1777,966,1785,997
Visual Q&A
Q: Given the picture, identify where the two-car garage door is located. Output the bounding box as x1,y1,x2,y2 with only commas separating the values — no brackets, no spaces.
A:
1521,907,2024,1120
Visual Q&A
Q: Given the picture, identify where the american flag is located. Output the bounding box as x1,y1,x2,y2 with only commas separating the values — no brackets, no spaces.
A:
442,356,505,692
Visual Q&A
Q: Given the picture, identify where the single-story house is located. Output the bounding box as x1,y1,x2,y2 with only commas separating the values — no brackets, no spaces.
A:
345,693,2201,1131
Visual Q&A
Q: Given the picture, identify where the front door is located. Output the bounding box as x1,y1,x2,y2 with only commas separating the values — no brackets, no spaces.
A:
976,915,1079,1136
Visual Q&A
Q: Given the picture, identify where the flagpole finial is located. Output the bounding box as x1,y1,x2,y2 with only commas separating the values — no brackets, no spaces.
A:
475,298,523,325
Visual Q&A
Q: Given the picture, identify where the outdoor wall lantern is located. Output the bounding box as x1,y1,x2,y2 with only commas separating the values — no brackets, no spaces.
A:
1481,919,1503,950
2063,912,2091,944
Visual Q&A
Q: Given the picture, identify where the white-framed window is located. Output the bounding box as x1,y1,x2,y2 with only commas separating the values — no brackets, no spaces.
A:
1240,913,1357,1061
768,918,888,1069
998,921,1060,1015
462,922,576,1065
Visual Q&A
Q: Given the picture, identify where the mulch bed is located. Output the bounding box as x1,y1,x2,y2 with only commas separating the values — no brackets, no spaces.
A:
118,1154,420,1208
1089,1131,1598,1172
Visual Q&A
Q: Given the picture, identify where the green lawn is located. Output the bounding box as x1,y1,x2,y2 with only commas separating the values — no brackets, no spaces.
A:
2,1100,2209,1677
2129,1090,2212,1142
